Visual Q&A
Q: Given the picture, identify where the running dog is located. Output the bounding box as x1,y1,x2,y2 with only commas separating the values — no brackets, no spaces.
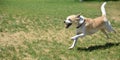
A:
64,2,116,49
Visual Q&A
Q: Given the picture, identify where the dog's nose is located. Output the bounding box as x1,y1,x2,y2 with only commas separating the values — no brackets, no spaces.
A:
64,21,65,23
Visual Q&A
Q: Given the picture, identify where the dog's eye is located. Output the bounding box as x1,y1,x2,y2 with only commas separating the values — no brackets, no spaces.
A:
68,19,72,22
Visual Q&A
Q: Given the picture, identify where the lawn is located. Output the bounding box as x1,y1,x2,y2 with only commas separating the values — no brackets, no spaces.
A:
0,0,120,60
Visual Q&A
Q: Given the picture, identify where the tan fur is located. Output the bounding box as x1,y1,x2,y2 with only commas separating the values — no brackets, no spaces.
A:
68,15,108,35
85,16,105,31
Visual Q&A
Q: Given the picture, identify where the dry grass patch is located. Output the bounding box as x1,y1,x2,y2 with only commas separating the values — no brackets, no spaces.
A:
0,29,74,46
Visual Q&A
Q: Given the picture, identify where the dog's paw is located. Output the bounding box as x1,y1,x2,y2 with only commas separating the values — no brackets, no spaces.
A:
71,36,77,40
68,47,74,50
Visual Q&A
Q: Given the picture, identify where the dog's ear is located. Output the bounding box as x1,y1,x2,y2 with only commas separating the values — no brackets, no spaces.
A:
75,14,80,20
76,14,80,18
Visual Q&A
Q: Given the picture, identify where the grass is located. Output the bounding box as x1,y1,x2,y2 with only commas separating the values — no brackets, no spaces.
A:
0,0,120,60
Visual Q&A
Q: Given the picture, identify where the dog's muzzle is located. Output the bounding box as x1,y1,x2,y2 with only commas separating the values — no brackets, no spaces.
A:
66,23,72,28
64,22,72,28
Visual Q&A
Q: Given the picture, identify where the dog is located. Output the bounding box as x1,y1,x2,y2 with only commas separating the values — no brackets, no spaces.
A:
64,2,116,49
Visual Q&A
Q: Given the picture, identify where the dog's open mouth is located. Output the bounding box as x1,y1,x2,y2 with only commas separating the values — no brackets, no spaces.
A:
66,23,72,28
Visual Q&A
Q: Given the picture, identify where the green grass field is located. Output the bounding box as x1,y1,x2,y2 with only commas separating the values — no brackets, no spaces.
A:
0,0,120,60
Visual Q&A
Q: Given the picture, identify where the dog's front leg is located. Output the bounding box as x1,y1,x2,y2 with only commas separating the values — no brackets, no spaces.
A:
71,33,85,40
69,38,78,49
69,33,85,49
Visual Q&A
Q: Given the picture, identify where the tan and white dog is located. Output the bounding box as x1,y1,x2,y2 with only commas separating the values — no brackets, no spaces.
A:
64,2,116,49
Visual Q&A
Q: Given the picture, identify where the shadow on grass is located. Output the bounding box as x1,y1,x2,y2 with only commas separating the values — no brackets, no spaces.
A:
77,42,120,52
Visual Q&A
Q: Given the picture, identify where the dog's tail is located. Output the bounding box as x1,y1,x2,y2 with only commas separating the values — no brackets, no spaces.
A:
101,2,107,16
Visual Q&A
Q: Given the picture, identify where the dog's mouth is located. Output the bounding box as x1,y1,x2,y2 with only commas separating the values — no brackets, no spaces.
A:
65,23,72,28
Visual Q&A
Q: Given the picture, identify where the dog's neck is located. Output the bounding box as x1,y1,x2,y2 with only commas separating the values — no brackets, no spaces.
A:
76,18,85,28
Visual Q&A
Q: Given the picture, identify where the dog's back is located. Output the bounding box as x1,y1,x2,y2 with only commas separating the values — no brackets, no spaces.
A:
84,2,108,34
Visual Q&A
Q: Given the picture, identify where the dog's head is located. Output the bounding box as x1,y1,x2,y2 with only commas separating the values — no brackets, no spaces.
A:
64,14,85,28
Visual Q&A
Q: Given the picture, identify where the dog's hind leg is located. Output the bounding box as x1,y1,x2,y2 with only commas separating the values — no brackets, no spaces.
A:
101,29,109,39
105,21,116,33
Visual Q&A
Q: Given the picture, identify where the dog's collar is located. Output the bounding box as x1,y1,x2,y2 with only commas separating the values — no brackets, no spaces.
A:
76,19,85,28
